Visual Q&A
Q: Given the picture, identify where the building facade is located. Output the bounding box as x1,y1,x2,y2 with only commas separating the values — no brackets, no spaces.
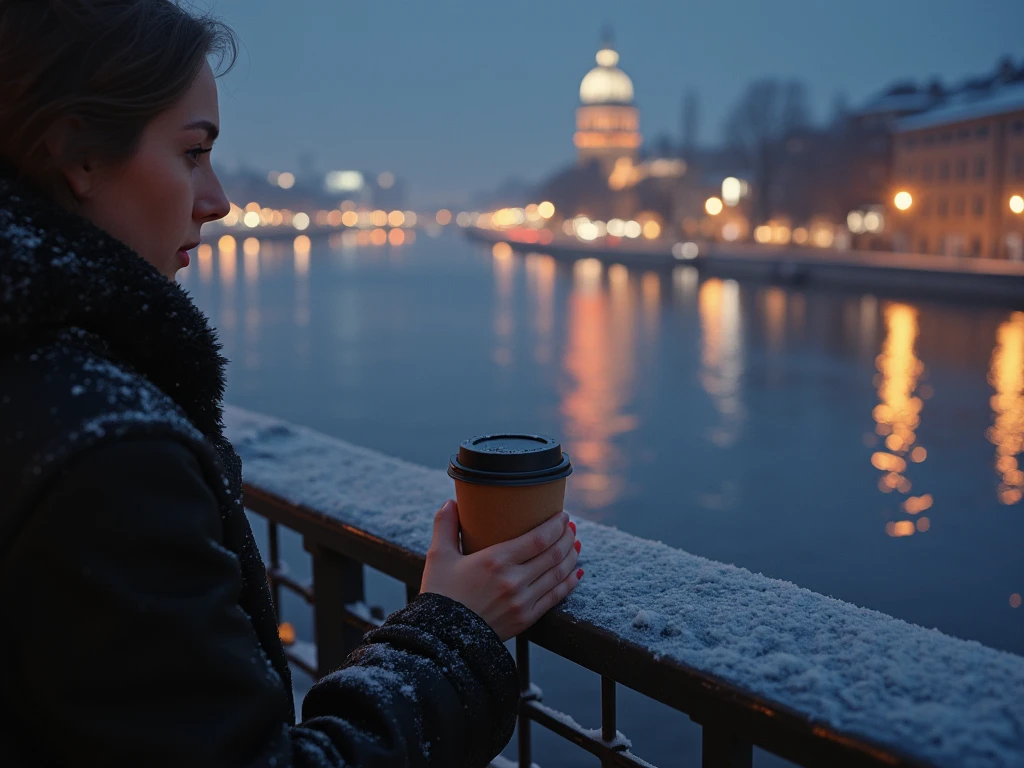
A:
890,86,1024,259
573,38,641,172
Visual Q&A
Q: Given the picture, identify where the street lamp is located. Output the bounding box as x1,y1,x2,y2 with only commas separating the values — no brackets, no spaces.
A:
1011,195,1024,215
894,191,913,211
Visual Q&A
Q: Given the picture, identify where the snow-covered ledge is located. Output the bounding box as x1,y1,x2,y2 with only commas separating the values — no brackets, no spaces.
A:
224,405,1024,768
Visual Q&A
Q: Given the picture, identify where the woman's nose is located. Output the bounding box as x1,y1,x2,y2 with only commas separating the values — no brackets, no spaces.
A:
196,170,230,224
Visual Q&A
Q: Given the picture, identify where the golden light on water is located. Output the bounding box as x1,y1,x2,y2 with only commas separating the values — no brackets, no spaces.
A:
492,241,513,260
388,228,405,246
197,243,213,283
699,278,745,448
987,312,1024,505
874,303,931,536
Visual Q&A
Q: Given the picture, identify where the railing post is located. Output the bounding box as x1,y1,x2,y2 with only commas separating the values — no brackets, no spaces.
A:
307,543,365,677
601,675,617,767
702,726,753,768
516,635,533,768
267,520,282,611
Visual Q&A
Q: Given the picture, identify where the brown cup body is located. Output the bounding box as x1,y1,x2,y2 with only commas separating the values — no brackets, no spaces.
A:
454,476,567,554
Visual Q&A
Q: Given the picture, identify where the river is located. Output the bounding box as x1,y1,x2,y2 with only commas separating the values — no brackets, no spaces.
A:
179,229,1024,766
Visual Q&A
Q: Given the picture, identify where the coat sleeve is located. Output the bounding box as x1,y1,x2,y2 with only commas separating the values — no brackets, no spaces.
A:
6,436,519,768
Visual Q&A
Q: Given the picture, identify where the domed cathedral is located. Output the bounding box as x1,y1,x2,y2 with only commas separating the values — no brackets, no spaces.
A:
574,29,641,172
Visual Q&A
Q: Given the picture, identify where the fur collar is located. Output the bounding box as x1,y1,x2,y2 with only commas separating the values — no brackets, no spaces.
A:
0,170,229,444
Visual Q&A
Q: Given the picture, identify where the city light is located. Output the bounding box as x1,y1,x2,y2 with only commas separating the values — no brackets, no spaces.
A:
372,210,388,227
722,222,740,242
623,220,642,238
847,211,865,233
377,171,395,189
293,212,310,231
793,227,809,244
576,221,600,241
456,212,471,227
538,201,556,219
341,210,358,227
436,209,452,225
863,211,883,233
722,177,742,207
705,197,724,216
388,210,405,227
894,191,913,211
325,170,363,193
278,172,295,190
754,225,772,244
642,220,661,240
672,242,699,260
607,218,625,237
1010,195,1024,214
243,211,260,228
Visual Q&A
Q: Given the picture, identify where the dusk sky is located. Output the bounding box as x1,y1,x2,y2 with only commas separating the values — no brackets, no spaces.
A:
211,0,1023,205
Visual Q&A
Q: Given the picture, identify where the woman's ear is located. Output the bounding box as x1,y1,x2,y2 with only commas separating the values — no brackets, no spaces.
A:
44,117,97,201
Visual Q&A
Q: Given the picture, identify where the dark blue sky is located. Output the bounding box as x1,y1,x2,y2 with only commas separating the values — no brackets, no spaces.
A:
212,0,1023,205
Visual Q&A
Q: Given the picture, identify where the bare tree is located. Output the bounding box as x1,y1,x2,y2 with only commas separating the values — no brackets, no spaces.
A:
723,79,810,222
681,89,699,159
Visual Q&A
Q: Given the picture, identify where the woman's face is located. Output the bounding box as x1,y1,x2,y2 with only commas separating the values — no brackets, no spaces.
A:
67,61,229,280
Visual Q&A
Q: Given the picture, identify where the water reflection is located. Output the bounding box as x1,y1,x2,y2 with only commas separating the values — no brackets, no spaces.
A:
761,287,787,353
197,243,213,284
492,246,514,367
988,312,1024,506
561,258,638,511
870,303,932,537
218,238,238,338
641,271,661,336
243,238,261,371
672,265,698,307
525,253,555,365
698,278,745,448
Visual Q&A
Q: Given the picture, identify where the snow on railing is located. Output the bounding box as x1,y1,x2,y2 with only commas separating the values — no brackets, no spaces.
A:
225,405,1024,768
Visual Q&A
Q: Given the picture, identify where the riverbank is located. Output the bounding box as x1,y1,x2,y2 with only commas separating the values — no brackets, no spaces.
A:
464,227,1024,303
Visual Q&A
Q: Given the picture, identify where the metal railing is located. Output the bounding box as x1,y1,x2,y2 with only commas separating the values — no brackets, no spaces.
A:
242,482,925,768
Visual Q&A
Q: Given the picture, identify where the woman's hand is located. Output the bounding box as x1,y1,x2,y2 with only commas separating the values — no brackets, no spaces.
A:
420,499,583,641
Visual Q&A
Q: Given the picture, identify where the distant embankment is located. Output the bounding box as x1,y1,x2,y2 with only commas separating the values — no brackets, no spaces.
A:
464,227,1024,304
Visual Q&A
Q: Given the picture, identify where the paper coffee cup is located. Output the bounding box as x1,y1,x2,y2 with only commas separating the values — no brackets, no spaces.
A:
448,434,573,554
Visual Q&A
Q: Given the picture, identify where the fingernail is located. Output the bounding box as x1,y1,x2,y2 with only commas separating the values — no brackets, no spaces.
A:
573,540,581,554
568,521,576,535
576,569,584,580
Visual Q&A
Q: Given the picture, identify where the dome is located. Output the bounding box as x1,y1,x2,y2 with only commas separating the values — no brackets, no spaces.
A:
579,46,634,105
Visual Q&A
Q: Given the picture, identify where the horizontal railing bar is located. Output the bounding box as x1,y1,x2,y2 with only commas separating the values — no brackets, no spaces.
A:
266,567,314,604
522,700,649,768
244,486,425,586
241,483,924,768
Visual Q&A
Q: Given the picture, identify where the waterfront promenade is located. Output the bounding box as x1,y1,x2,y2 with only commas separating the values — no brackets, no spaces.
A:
465,227,1024,302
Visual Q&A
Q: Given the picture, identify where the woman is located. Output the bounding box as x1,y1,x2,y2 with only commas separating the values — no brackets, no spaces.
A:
0,2,582,766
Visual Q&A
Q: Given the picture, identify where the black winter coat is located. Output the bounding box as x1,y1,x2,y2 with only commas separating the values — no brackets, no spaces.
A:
0,171,519,767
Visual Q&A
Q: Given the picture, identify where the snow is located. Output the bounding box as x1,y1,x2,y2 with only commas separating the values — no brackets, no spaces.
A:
898,83,1024,132
224,405,1024,768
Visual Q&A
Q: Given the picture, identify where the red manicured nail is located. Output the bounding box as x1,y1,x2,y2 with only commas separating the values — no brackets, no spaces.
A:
568,521,576,535
576,568,584,580
574,540,581,554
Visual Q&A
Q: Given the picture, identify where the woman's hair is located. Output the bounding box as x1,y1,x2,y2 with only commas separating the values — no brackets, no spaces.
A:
0,0,237,190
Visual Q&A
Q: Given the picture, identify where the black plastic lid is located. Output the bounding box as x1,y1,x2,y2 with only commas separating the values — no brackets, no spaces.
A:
448,433,573,487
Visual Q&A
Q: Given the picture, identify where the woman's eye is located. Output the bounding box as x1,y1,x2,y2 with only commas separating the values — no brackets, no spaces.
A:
187,147,211,166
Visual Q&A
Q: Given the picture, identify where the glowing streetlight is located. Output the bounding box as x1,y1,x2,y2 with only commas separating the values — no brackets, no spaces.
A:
538,201,555,219
705,196,724,216
1010,195,1024,215
721,177,742,207
894,191,913,211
